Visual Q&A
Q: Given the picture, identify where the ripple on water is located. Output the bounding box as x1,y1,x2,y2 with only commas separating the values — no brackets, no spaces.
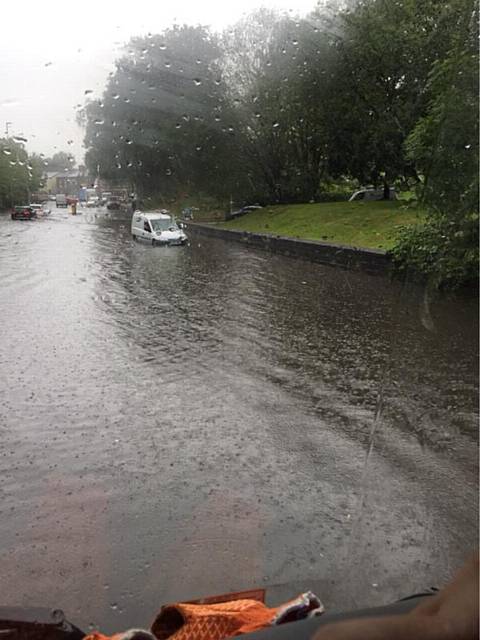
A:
0,211,477,631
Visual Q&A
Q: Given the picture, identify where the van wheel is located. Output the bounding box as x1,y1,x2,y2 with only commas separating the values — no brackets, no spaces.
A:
132,234,137,241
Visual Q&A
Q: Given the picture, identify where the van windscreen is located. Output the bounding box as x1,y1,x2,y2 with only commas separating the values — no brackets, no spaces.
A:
151,218,175,231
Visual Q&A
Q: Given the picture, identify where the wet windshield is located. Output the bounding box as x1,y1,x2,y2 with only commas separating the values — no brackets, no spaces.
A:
151,218,176,231
0,0,478,636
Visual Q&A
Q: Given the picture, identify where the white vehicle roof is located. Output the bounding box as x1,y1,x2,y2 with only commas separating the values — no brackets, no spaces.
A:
135,210,172,220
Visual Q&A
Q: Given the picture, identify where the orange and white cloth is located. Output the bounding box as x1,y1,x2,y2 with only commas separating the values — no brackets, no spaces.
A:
85,591,323,640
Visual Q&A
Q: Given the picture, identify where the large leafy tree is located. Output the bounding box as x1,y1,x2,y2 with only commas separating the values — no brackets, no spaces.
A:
406,0,478,215
320,0,472,191
392,0,479,287
81,25,244,201
222,11,339,203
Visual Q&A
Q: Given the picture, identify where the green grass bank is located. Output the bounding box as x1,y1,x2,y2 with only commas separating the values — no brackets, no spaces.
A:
219,201,425,250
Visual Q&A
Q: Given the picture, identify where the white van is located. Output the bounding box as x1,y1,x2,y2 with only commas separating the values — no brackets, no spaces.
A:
131,211,187,246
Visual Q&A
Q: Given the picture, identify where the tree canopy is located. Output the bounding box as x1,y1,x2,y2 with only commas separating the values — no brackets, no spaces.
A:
0,139,44,209
79,0,479,284
43,151,76,172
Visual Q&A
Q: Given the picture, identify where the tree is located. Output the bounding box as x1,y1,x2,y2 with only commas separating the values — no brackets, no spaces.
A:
392,0,479,287
319,0,472,192
0,139,44,209
222,11,339,202
44,151,76,172
81,25,244,202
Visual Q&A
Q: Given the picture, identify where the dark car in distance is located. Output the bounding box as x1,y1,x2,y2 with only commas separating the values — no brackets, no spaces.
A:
106,198,121,211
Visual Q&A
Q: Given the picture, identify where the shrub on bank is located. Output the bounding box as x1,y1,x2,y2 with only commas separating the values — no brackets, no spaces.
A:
391,212,479,289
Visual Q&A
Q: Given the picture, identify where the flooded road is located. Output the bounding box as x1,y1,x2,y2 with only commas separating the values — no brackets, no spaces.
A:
0,207,478,633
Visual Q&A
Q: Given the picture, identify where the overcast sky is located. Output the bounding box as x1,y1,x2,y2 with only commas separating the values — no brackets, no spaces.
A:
1,0,315,163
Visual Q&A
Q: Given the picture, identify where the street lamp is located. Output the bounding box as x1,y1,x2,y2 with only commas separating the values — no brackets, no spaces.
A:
5,121,12,137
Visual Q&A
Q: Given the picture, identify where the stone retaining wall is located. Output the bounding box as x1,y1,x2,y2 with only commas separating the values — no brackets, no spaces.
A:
184,222,391,275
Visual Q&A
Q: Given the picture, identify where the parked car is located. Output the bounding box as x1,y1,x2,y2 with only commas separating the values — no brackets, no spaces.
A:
241,204,263,212
349,187,396,202
29,203,50,217
131,211,187,246
226,204,263,221
11,205,37,220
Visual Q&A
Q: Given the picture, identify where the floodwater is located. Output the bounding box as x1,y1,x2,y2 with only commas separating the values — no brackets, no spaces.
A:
0,206,478,633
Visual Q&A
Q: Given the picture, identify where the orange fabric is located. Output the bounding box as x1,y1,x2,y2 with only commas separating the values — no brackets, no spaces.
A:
83,591,323,640
152,599,283,640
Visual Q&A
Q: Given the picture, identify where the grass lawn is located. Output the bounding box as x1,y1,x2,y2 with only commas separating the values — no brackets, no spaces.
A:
219,201,425,250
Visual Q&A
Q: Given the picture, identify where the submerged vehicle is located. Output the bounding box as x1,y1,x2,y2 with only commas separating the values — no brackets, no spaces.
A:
11,205,36,220
30,203,51,216
131,211,187,246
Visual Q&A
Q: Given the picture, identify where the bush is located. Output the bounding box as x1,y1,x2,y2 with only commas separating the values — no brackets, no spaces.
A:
315,191,350,203
390,212,479,288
